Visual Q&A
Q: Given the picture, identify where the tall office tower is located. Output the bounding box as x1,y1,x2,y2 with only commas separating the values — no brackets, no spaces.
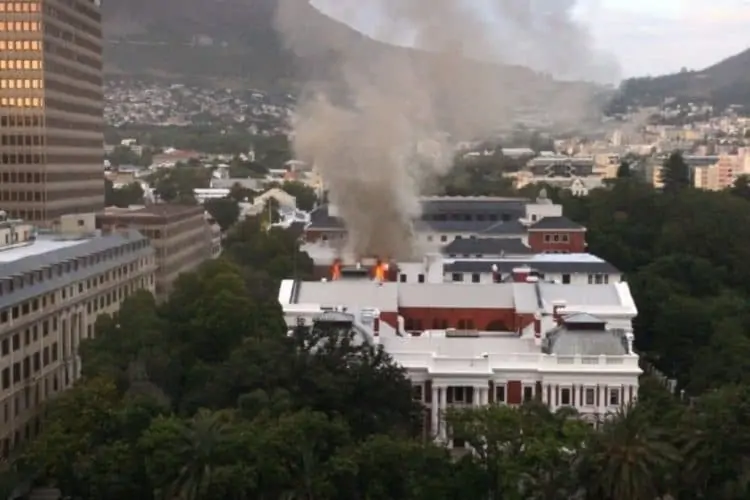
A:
0,0,104,225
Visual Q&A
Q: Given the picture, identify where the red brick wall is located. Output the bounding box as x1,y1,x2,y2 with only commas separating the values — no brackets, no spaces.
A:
399,307,517,331
528,231,586,253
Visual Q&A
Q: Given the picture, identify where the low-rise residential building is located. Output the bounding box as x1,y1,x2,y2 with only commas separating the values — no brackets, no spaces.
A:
0,213,156,456
96,205,216,300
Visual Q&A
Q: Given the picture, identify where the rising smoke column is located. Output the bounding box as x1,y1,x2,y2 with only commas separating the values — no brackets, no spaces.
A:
276,0,618,259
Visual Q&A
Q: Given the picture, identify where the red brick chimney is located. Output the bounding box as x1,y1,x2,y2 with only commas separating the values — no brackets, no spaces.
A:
511,266,531,283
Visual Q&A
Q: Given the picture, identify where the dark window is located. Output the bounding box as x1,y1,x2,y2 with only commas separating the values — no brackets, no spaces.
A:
561,388,571,405
471,273,480,283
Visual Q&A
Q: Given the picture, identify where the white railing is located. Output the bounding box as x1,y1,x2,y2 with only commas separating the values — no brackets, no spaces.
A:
390,351,641,374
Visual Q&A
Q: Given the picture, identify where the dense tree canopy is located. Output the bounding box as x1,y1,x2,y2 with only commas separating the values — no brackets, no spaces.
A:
8,172,750,499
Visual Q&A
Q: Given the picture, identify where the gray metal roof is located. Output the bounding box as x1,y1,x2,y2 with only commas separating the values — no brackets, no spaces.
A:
544,325,628,356
443,259,619,275
0,231,152,310
421,197,528,216
443,237,532,256
308,198,530,231
0,231,149,279
529,216,585,231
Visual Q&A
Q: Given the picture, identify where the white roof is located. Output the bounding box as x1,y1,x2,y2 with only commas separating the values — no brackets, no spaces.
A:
0,238,87,263
398,283,515,309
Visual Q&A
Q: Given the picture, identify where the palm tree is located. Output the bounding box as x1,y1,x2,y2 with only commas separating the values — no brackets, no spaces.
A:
578,405,680,500
169,409,232,500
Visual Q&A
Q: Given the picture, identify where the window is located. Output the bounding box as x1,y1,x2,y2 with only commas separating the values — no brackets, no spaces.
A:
11,334,19,351
399,274,406,283
495,385,506,403
440,235,447,242
562,274,571,284
417,274,425,283
609,388,620,406
560,388,571,405
471,273,480,283
451,273,463,282
585,387,596,406
448,386,473,404
1,368,8,390
412,385,423,401
523,386,534,402
1,339,7,356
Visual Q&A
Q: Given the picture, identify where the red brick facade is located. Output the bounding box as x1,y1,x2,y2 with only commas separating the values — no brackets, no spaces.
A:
527,230,586,253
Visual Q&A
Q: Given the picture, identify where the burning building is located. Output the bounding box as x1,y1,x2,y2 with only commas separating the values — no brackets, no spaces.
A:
328,257,396,283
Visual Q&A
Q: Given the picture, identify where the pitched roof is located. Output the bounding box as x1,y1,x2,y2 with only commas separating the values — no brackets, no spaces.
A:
443,237,532,256
528,216,585,231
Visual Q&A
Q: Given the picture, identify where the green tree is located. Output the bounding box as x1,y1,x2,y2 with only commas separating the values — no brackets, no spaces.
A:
660,151,690,193
281,181,318,211
616,160,631,178
730,174,750,200
578,406,680,500
204,197,240,231
105,179,145,207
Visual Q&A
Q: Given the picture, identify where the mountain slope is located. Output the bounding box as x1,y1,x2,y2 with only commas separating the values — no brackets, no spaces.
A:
610,48,750,111
103,0,407,87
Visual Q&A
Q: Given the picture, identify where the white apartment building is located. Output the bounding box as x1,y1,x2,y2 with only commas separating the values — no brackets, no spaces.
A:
0,213,156,457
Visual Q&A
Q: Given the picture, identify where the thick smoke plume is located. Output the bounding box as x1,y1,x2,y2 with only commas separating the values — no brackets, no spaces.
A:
276,0,618,259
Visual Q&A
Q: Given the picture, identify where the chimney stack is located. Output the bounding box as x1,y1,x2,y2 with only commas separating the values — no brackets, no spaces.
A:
511,266,531,283
552,300,567,325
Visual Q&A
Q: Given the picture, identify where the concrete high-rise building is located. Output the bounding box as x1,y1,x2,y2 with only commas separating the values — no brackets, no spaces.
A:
96,205,221,301
0,0,104,225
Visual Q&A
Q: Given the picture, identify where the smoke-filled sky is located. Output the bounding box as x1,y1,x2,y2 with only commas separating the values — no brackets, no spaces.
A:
277,0,620,259
313,0,750,78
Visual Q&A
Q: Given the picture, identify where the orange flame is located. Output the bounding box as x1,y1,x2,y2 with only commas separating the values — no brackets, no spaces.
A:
373,260,389,282
331,259,342,281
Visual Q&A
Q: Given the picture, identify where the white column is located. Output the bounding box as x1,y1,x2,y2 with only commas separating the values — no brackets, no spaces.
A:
474,387,483,407
431,385,439,439
439,387,448,442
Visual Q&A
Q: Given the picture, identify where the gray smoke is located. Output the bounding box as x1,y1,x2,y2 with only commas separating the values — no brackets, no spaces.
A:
276,0,618,259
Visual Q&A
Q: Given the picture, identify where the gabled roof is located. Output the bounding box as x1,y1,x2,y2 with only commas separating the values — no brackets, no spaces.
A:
528,216,585,231
561,313,607,326
443,237,532,256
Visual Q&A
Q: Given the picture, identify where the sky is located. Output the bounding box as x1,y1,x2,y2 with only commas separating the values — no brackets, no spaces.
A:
311,0,750,79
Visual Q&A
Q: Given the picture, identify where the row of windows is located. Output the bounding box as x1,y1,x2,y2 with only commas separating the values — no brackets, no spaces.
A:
45,59,101,87
543,233,571,243
0,152,103,164
413,384,624,407
0,78,43,88
0,97,42,107
0,2,41,13
0,241,149,301
0,170,102,183
0,40,42,51
0,115,41,127
0,59,42,70
0,21,40,31
403,318,476,331
45,3,101,41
